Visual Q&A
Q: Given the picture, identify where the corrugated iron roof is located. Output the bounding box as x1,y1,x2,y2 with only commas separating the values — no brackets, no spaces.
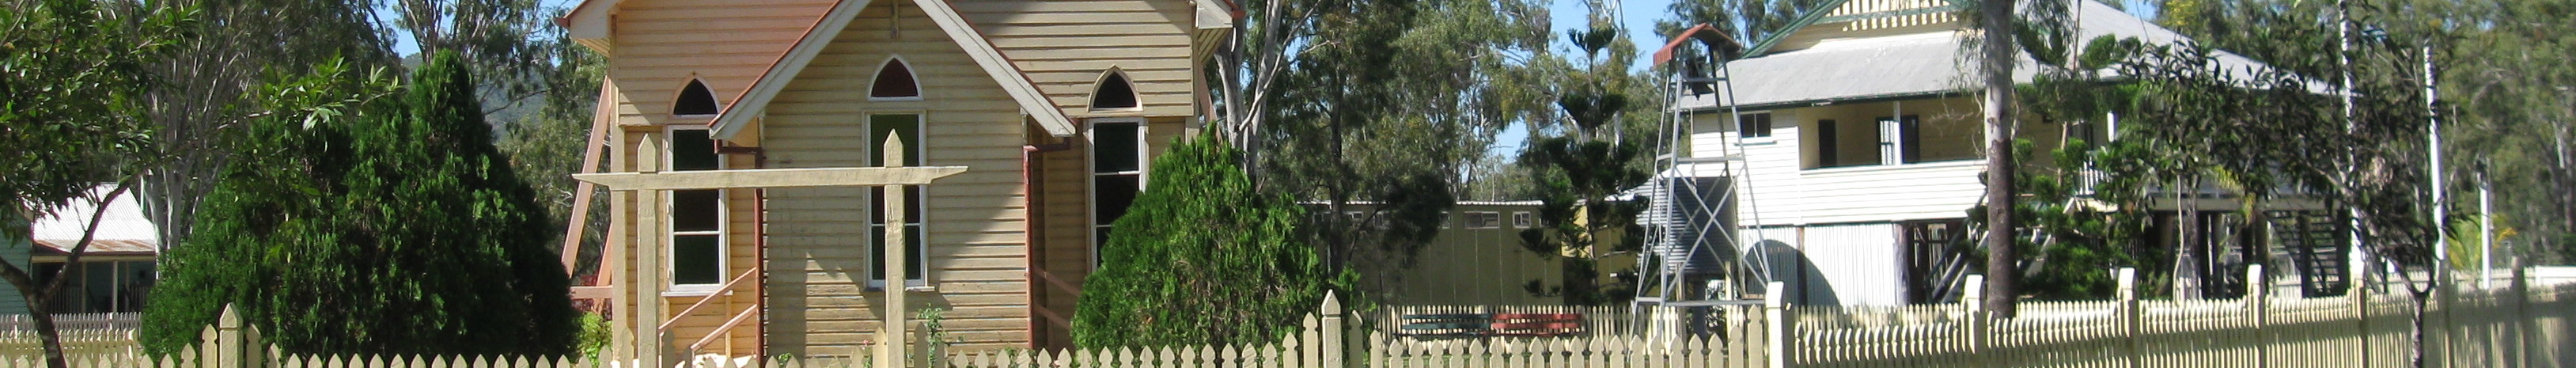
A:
28,184,160,255
34,239,156,256
1684,0,2303,112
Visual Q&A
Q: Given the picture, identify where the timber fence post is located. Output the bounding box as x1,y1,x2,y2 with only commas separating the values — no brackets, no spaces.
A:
1323,291,1344,368
2248,264,2268,368
1764,282,1787,368
2118,267,2140,368
1962,275,1987,368
2512,257,2529,368
214,304,250,368
2354,267,2371,368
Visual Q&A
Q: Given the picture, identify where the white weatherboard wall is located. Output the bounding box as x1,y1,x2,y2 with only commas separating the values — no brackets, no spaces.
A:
1687,111,1805,227
1798,223,1902,305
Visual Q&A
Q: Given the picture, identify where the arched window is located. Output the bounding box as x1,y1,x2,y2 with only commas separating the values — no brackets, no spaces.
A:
870,57,921,101
1089,70,1138,111
674,79,720,116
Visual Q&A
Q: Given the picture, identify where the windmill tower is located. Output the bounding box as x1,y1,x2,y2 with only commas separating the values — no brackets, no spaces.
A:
1634,25,1770,313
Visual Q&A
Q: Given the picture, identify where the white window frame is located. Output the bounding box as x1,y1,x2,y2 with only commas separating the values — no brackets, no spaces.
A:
665,126,727,296
1737,112,1775,139
1085,117,1147,268
672,78,722,120
1511,211,1533,229
1088,69,1143,112
868,56,924,102
866,112,931,290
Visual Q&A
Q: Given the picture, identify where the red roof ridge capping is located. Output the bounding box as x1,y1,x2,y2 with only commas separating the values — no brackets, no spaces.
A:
709,0,859,128
1652,24,1745,67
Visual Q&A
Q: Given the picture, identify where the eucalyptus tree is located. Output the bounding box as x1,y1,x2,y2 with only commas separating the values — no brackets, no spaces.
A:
1253,0,1551,298
137,0,393,255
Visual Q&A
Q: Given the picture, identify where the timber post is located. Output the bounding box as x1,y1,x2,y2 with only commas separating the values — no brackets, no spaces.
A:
1962,274,1987,368
2118,267,2141,368
1321,291,1344,368
213,304,252,367
881,135,912,368
2248,264,2269,368
1764,281,1788,368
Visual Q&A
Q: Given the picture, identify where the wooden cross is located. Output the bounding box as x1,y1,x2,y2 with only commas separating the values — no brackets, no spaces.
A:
574,135,959,368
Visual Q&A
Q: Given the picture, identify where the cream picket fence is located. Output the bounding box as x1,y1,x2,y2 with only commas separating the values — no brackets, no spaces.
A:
9,271,2576,368
0,305,590,368
0,313,142,332
1791,267,2576,368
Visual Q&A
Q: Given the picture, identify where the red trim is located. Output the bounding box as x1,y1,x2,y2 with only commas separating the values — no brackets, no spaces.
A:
1651,24,1744,67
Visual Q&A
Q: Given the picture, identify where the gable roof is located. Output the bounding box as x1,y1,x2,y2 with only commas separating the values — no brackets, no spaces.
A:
706,0,1081,139
28,184,159,256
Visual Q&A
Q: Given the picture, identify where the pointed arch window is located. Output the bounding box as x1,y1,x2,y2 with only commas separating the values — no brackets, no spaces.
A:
870,57,922,101
674,79,720,116
1089,70,1138,111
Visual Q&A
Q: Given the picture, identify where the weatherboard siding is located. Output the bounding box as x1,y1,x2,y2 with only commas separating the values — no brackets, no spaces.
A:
953,0,1200,118
608,0,837,127
757,0,1036,354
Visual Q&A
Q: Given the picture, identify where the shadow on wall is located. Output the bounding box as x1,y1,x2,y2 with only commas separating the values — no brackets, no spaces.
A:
1746,240,1838,305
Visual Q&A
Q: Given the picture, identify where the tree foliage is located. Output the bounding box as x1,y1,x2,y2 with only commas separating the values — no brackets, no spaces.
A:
495,26,610,283
0,0,193,365
135,0,395,252
1072,133,1346,347
1512,3,1660,305
141,51,578,356
1252,0,1551,299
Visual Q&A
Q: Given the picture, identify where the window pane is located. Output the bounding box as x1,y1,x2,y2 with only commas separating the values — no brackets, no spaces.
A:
869,115,922,167
674,189,721,232
869,187,926,226
1094,174,1138,224
1092,123,1138,173
870,225,927,282
673,234,722,285
1092,74,1138,110
675,80,720,116
672,129,718,171
871,60,920,98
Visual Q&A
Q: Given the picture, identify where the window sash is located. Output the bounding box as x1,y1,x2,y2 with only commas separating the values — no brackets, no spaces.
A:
868,113,929,286
1088,120,1144,267
667,127,726,290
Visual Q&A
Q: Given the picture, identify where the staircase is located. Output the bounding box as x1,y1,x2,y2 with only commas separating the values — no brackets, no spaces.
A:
2267,211,2349,297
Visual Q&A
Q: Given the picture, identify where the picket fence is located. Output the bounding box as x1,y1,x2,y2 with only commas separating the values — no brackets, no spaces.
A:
6,269,2574,367
1790,267,2576,368
0,313,141,332
0,306,591,368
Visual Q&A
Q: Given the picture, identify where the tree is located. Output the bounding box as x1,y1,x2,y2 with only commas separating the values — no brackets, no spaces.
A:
1252,0,1550,299
0,0,192,366
1071,133,1346,347
1655,0,1832,51
135,0,395,256
382,0,562,116
496,26,611,283
1972,0,2022,318
1513,2,1660,305
141,51,578,356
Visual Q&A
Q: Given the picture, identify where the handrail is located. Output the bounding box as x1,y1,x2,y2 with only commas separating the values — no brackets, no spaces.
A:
689,306,762,351
660,266,762,332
